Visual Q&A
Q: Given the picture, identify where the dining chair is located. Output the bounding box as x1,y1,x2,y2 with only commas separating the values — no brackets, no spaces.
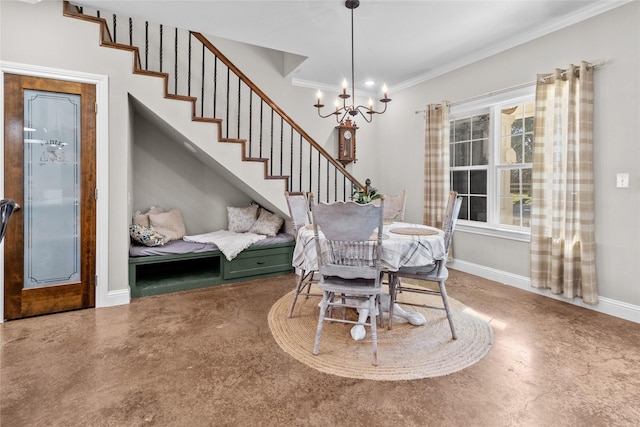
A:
0,199,18,244
284,191,320,317
383,189,407,222
387,191,462,338
311,197,385,366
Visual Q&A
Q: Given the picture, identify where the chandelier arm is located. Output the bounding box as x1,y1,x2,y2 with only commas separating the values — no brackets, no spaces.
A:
355,101,389,115
315,107,342,120
356,107,373,123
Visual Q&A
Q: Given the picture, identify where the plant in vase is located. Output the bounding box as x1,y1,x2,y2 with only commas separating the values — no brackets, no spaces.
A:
351,179,381,204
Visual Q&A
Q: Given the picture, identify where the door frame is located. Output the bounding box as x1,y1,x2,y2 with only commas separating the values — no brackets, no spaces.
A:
1,61,111,322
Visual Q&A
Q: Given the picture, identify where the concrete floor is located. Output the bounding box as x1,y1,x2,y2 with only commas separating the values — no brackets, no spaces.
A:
2,270,639,426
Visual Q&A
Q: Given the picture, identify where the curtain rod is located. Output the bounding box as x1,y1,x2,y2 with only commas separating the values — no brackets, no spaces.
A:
414,59,605,115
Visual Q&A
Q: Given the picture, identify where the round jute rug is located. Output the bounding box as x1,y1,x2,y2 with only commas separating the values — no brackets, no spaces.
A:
268,284,494,381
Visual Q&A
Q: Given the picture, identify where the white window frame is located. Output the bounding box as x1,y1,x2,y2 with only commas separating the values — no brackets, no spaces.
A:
450,86,535,242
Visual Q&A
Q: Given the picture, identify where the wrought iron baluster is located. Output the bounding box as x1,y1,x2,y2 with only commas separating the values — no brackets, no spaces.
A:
259,100,264,158
225,68,230,137
299,135,303,192
112,14,117,43
129,18,132,46
289,128,294,191
308,144,313,194
187,33,191,96
174,28,178,95
316,151,321,202
144,21,148,70
237,76,241,139
200,43,205,117
159,24,163,72
333,167,338,202
326,158,330,202
269,109,274,176
248,90,253,157
279,117,284,176
213,56,217,118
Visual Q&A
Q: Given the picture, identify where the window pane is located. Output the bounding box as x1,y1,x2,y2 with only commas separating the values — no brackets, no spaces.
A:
453,141,470,167
452,170,468,194
470,170,486,194
512,134,524,163
498,168,531,227
469,196,487,222
471,139,489,165
522,168,532,196
472,114,489,139
524,103,535,132
454,118,471,142
501,136,516,165
458,196,469,221
512,117,524,135
524,133,533,163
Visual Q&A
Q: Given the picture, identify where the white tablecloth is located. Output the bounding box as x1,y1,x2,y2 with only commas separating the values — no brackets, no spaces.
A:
292,222,446,272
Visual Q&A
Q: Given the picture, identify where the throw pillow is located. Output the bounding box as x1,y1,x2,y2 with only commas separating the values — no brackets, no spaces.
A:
129,223,165,247
149,208,186,241
132,206,164,228
227,204,259,233
249,208,284,237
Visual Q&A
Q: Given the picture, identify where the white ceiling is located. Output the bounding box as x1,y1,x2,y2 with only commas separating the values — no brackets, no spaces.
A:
74,0,628,95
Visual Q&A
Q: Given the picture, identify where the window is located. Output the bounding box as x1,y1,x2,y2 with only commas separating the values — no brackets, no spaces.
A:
450,88,534,235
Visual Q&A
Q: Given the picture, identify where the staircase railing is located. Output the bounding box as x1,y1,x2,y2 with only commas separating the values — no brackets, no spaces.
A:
63,1,365,203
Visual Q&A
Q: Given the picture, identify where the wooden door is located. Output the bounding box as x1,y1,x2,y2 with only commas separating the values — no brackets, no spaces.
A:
3,73,96,320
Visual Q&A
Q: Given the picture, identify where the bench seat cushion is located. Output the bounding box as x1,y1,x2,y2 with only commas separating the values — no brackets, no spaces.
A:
129,232,294,257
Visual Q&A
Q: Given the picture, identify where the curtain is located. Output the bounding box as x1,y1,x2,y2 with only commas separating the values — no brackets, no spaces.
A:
530,62,598,304
423,102,450,228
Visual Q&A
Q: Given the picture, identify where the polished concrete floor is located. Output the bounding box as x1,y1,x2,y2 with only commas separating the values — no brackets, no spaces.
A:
2,270,639,426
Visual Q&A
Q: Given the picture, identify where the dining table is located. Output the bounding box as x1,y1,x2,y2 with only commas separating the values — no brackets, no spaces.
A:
292,221,446,274
291,221,447,341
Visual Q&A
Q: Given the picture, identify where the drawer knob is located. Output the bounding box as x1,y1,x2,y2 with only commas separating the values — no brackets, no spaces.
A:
256,260,265,265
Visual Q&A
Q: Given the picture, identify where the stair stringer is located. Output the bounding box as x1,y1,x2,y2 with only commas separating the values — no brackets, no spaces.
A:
126,70,291,217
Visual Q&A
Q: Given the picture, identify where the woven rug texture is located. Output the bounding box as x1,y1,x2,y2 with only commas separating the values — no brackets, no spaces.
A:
269,282,494,381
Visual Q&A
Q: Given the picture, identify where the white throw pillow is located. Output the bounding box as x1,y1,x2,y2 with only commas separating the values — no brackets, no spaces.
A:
148,208,186,241
249,208,284,237
227,204,259,233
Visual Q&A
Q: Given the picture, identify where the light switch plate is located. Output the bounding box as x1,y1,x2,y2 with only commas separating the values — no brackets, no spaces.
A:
616,173,629,188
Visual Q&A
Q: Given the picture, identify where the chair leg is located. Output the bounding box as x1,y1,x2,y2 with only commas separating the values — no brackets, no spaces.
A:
304,271,315,299
369,294,379,366
387,274,397,330
438,280,457,340
313,291,330,356
288,269,307,318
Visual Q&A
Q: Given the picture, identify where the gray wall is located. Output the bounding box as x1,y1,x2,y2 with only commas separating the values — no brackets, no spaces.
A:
375,2,640,306
132,112,253,234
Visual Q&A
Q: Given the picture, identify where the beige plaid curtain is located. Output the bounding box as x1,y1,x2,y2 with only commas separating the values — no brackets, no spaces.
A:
530,62,598,304
423,102,450,228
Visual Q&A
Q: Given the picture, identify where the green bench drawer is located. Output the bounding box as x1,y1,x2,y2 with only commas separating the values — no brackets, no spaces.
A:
223,245,294,279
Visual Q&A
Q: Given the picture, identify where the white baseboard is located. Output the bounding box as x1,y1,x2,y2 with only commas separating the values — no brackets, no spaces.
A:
100,288,130,308
449,259,640,324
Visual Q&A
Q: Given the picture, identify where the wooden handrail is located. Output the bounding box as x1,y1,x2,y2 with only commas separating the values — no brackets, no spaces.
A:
191,33,363,190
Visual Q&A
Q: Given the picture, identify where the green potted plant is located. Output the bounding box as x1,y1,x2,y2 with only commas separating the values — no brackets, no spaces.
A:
351,179,381,204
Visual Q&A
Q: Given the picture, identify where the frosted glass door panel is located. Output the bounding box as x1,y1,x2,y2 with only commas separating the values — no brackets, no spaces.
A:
23,90,81,289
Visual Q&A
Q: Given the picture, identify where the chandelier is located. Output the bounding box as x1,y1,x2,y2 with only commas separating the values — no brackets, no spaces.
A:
313,0,391,124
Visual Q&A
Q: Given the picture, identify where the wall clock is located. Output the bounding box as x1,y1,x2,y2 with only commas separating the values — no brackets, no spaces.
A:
336,119,358,166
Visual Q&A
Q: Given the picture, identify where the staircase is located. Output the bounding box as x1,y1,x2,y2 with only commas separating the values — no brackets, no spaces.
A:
62,1,364,214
